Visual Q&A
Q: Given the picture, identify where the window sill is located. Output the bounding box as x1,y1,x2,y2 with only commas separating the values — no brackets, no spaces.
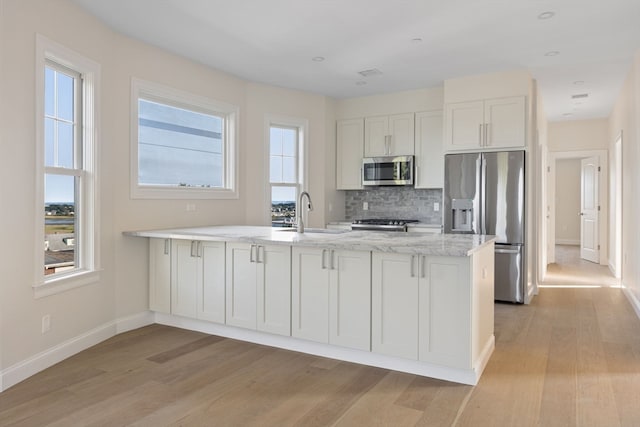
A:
131,185,239,200
33,269,101,299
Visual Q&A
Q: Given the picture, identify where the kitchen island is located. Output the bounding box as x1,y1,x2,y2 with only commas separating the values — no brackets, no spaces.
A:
125,226,495,385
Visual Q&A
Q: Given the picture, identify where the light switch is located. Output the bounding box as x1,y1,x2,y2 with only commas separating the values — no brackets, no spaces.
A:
363,202,369,211
434,202,440,212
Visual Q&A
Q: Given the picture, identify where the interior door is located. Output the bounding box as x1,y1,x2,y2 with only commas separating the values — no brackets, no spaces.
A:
580,156,599,263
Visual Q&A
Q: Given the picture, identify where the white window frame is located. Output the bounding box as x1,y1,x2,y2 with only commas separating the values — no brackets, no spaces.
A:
265,114,309,226
130,78,239,199
35,34,101,298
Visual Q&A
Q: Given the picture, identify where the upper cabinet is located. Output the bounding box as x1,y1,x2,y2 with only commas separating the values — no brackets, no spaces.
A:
336,118,364,190
364,113,415,157
414,110,443,189
444,96,526,152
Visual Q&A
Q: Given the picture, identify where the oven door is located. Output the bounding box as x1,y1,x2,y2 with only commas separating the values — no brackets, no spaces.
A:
362,156,413,186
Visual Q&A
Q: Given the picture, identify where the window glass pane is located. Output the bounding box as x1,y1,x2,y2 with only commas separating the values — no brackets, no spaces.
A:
44,174,77,274
270,128,282,155
56,72,74,122
138,99,223,187
271,186,296,228
45,118,55,166
57,121,74,168
282,129,296,156
45,67,55,117
282,157,296,183
270,156,282,182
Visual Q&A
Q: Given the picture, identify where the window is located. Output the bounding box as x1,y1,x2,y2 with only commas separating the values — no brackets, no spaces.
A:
131,79,238,199
36,34,100,296
267,116,308,227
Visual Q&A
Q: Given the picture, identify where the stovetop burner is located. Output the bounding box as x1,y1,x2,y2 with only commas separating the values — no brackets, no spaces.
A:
351,219,419,231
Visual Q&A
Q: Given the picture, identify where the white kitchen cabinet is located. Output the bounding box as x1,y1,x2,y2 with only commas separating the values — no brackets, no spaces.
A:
414,110,444,189
149,238,171,314
336,118,364,190
372,250,493,369
364,113,415,157
372,252,420,359
226,243,291,335
171,240,225,322
292,247,371,350
444,96,525,151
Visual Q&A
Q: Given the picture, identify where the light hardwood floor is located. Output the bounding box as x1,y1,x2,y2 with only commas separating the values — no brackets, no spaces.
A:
544,245,619,287
2,291,639,426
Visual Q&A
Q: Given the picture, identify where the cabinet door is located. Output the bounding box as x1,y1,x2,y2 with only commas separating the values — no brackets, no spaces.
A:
329,250,371,351
171,240,198,318
149,238,171,313
257,244,292,336
371,252,420,359
388,113,415,155
444,101,484,151
225,243,257,329
198,241,226,323
419,256,471,369
364,115,389,157
292,246,330,343
337,118,364,190
414,111,443,188
484,96,526,149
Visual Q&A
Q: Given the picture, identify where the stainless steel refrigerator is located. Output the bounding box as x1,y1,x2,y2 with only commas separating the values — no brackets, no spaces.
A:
444,151,525,303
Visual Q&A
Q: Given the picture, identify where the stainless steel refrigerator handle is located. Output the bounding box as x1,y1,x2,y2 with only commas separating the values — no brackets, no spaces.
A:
495,248,521,254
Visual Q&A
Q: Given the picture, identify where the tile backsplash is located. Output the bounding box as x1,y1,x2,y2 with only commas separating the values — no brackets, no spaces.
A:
345,187,443,224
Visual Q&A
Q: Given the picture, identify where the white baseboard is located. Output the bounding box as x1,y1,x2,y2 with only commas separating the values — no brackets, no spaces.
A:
155,313,490,385
0,311,154,392
555,239,580,246
622,284,640,320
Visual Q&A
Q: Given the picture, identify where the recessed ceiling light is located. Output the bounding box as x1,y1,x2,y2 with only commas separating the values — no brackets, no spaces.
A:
358,68,383,77
538,11,555,20
573,80,585,85
312,56,325,62
356,81,367,86
562,113,573,117
544,50,560,57
571,93,589,99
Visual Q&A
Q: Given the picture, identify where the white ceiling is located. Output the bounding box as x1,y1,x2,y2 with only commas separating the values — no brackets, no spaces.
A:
71,0,640,122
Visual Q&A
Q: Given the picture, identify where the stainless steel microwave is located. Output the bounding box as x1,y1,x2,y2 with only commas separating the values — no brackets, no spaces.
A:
362,155,414,186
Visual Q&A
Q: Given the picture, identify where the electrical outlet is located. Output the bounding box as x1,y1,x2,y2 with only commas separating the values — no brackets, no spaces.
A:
433,202,440,212
363,202,369,211
186,203,196,212
42,315,51,334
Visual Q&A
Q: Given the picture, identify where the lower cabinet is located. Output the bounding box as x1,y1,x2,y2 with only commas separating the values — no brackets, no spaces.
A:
372,252,472,368
292,247,371,351
149,238,171,314
226,242,291,336
171,240,226,323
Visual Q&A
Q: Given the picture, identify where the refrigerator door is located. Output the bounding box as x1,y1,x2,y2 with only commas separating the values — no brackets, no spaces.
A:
444,153,482,234
494,243,524,303
482,151,525,244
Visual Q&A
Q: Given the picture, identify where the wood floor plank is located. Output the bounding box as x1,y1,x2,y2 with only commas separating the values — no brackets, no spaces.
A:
146,334,225,363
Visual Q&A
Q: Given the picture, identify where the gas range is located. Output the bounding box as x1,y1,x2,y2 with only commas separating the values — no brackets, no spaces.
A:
351,219,419,232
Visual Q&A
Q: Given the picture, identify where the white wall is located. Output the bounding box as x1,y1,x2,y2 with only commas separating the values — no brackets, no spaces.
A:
555,159,581,244
548,119,609,151
0,0,337,387
608,50,640,314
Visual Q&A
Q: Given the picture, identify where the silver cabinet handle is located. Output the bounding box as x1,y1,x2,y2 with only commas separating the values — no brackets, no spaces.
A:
164,239,170,255
484,123,489,146
330,250,335,270
257,245,265,263
321,249,327,269
410,255,416,278
421,255,426,278
249,244,256,263
190,241,196,257
478,124,483,146
197,241,202,258
385,134,391,155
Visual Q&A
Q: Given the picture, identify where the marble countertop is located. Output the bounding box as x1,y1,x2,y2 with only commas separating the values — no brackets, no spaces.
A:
124,226,494,257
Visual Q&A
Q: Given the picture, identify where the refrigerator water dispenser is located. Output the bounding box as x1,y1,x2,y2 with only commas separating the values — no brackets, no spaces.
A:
451,199,474,232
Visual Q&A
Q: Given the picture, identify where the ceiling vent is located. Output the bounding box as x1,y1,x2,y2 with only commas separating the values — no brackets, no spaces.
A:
357,68,383,77
571,93,589,99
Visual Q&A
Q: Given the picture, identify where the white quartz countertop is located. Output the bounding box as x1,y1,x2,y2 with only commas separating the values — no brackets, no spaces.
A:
124,226,494,257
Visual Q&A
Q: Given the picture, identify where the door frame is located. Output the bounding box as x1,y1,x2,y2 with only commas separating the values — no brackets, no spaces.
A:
547,149,608,267
611,133,623,278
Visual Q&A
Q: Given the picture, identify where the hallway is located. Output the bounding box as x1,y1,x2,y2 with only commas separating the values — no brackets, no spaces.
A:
543,245,620,287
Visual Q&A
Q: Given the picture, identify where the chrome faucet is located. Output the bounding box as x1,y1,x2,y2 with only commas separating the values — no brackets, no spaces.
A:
297,191,314,233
